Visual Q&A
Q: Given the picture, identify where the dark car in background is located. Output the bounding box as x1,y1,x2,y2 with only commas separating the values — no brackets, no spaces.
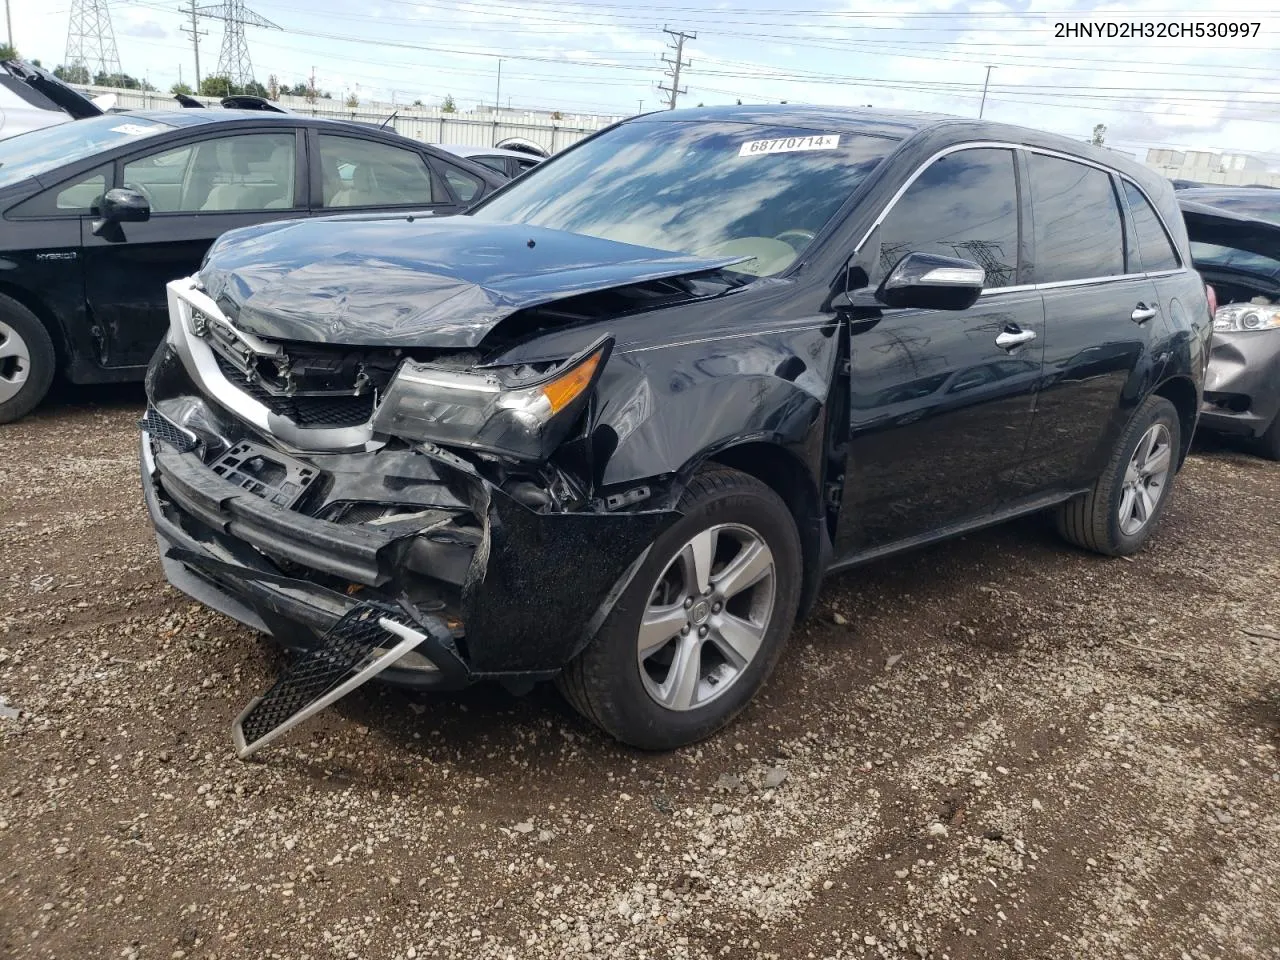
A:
438,144,544,179
138,106,1211,756
1180,187,1280,458
0,58,110,140
0,109,507,421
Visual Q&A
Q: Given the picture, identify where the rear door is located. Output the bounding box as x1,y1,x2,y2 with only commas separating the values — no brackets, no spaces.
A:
1014,151,1162,493
835,146,1045,554
79,126,305,368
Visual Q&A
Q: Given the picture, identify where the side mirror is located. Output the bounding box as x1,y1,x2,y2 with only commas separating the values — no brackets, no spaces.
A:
877,252,985,311
92,188,150,236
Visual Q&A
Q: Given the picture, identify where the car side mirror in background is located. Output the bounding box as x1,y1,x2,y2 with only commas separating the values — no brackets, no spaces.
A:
92,188,151,237
877,252,985,311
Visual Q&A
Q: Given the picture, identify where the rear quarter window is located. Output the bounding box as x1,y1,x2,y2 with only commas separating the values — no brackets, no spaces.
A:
1123,182,1181,272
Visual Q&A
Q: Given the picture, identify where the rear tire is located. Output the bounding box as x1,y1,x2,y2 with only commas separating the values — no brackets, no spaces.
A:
0,295,56,425
557,466,802,750
1056,395,1181,556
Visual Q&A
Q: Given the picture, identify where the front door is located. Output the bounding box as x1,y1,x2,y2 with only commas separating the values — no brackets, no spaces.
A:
79,128,305,368
835,146,1044,555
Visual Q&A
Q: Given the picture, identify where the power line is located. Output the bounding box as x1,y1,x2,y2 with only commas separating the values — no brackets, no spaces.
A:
658,25,694,110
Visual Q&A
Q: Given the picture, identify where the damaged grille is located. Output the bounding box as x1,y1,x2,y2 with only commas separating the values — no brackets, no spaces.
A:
213,353,377,427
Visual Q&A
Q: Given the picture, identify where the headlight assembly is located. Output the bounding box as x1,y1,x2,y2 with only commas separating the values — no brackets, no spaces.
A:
1213,302,1280,333
372,336,612,461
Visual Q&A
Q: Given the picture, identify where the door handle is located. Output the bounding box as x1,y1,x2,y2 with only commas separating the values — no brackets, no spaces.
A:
995,327,1037,350
1131,303,1158,324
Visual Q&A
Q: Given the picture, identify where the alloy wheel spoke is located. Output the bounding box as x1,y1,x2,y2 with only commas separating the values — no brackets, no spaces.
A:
712,539,772,602
638,602,688,660
680,528,717,596
1119,486,1136,524
709,613,765,670
1139,427,1160,469
1142,444,1171,479
658,634,703,710
1133,485,1153,524
1124,458,1141,485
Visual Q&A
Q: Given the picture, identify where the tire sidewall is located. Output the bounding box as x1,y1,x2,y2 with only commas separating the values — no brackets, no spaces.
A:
0,298,57,424
591,480,802,749
1104,398,1181,553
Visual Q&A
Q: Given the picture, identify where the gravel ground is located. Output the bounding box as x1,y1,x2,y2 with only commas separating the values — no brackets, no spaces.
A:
2,386,1278,960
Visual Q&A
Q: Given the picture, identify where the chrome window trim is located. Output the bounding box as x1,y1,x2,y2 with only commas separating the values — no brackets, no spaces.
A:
855,140,1191,289
165,277,379,454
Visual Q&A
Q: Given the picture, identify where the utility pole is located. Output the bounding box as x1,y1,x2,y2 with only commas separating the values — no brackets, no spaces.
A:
658,26,694,110
4,0,13,53
180,0,207,91
637,99,644,114
978,65,994,119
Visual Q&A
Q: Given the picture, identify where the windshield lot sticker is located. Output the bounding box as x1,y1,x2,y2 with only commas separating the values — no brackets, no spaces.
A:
739,134,840,156
110,123,163,137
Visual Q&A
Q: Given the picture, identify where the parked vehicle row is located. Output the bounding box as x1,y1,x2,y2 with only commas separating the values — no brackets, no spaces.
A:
135,105,1216,754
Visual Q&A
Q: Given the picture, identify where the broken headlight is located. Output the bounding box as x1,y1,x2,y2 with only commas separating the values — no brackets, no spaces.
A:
372,337,611,461
1214,302,1280,333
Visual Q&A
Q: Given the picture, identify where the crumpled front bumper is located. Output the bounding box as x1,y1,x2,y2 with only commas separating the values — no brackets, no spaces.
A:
1199,329,1280,438
139,362,678,689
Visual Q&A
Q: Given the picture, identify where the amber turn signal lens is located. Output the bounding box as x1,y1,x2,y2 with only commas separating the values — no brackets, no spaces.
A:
540,350,603,414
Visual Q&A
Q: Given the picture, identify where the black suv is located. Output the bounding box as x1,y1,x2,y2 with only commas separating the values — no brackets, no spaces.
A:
0,109,507,421
139,106,1212,755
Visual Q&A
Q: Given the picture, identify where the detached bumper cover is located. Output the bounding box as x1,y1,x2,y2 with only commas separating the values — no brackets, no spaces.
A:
1199,330,1280,437
141,421,678,685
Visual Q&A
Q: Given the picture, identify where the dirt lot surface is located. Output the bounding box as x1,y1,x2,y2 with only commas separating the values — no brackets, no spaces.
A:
1,387,1278,960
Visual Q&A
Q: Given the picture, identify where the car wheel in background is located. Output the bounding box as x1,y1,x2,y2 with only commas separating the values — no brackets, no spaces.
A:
0,294,57,424
558,466,802,750
1056,395,1181,557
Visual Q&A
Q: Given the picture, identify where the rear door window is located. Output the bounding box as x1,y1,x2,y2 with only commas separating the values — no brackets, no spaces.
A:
1123,182,1181,272
875,147,1020,289
1027,153,1125,282
318,134,444,208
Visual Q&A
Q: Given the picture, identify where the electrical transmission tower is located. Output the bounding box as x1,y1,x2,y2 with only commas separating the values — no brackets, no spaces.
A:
196,0,280,89
65,0,122,80
658,26,695,110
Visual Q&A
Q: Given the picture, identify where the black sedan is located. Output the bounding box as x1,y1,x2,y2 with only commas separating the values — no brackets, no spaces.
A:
0,109,508,421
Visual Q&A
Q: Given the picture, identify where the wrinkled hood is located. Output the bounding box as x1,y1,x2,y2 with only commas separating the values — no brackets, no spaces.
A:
199,215,746,348
1180,192,1280,268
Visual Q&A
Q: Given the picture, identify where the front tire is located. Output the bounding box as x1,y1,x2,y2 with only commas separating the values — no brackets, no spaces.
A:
0,295,57,425
1056,395,1181,556
558,467,802,750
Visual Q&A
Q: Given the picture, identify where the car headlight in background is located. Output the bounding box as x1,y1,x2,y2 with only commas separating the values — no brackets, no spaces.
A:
372,337,612,461
1214,302,1280,333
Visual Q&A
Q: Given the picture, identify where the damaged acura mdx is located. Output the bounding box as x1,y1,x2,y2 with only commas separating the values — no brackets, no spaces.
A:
140,106,1212,756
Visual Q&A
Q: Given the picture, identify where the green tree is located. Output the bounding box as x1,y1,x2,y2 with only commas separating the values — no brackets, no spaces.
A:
199,75,236,97
412,98,423,107
53,64,91,84
551,110,563,120
170,81,193,96
441,94,457,113
267,74,279,100
0,44,18,61
1091,123,1107,147
344,91,359,108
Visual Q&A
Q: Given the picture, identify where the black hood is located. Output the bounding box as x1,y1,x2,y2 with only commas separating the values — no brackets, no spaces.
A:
1180,193,1280,271
0,60,103,120
199,215,746,348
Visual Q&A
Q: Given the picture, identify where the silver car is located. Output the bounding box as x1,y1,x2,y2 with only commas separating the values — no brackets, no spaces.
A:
1181,188,1280,459
0,59,111,139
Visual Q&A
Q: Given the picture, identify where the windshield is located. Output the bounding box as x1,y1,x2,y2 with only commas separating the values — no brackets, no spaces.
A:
470,120,898,277
0,114,173,188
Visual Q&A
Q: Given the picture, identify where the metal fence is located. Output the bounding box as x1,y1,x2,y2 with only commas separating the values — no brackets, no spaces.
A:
73,85,622,154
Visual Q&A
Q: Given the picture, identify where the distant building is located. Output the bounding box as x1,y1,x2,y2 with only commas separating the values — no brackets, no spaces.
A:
1145,148,1280,187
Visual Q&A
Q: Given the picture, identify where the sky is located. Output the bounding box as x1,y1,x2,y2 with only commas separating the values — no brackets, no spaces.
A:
7,0,1279,165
